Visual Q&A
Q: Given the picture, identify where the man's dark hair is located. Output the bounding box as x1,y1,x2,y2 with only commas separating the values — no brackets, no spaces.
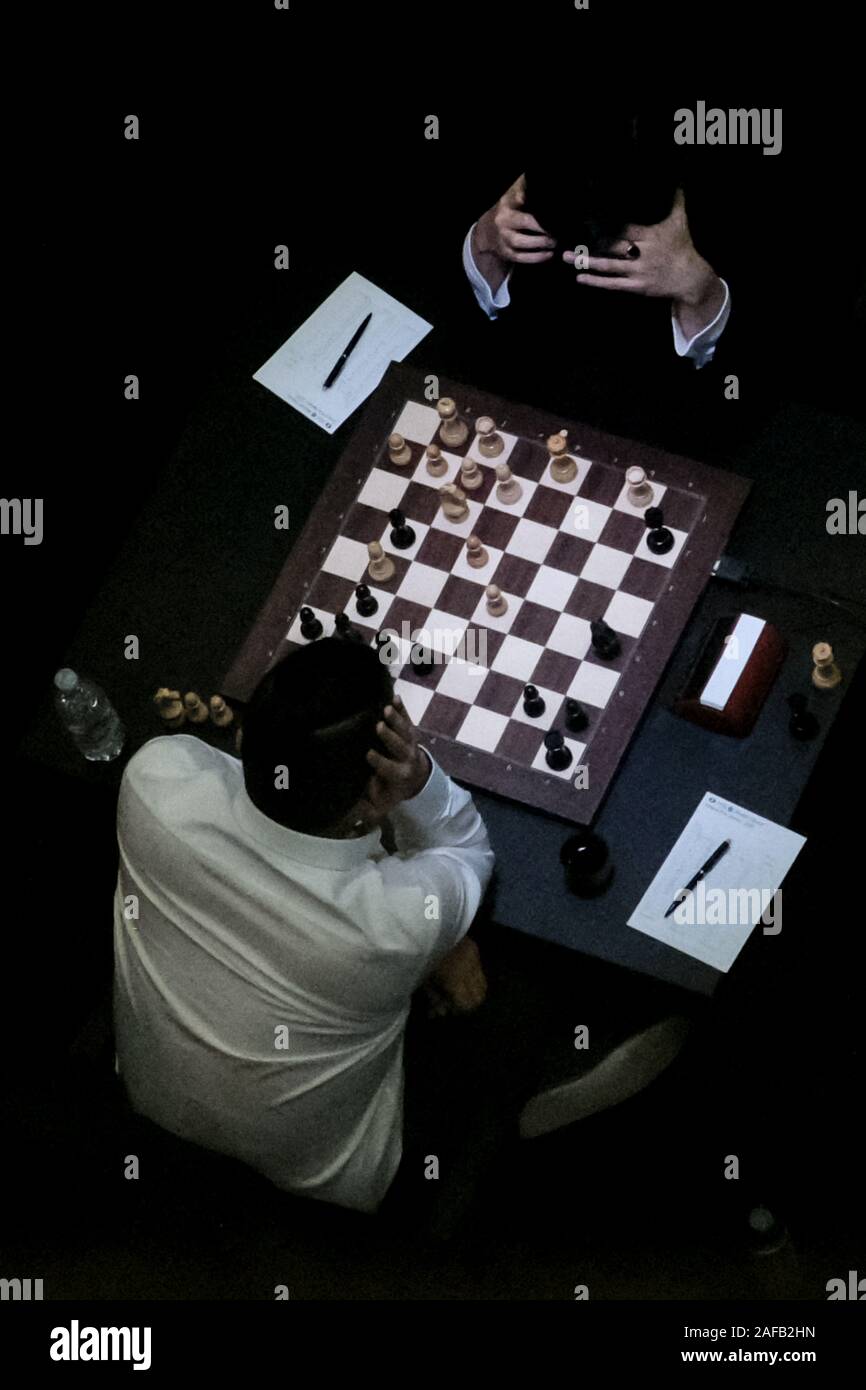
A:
525,105,681,252
241,638,394,834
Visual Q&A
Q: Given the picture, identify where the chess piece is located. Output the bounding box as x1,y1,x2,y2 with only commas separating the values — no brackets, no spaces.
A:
425,443,448,477
439,482,469,522
811,641,841,690
590,619,621,659
475,415,504,458
560,831,613,896
234,726,243,754
389,508,416,549
465,534,489,568
544,728,572,771
495,462,522,505
367,540,395,583
334,611,364,643
787,692,819,740
354,583,378,618
523,684,545,717
459,457,484,490
626,464,655,508
299,606,324,640
209,695,234,728
485,584,508,617
645,505,674,554
437,396,469,448
183,691,209,724
387,432,412,466
409,642,436,676
564,697,588,733
547,431,578,484
153,687,185,729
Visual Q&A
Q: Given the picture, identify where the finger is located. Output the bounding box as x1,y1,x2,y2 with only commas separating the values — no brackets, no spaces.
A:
580,255,640,276
503,231,557,254
503,211,553,237
509,250,555,264
381,705,415,746
574,273,644,291
366,746,411,781
604,238,636,258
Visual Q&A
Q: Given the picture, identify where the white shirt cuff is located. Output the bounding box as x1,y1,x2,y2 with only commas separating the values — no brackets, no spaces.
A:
463,223,512,319
671,278,730,368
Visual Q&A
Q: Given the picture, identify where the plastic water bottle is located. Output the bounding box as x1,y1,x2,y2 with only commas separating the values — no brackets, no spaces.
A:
54,668,126,762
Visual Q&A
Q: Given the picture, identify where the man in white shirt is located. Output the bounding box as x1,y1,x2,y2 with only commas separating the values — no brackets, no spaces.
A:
113,637,493,1215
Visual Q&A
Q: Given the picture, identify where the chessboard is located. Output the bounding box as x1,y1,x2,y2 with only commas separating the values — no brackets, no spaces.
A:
223,364,750,823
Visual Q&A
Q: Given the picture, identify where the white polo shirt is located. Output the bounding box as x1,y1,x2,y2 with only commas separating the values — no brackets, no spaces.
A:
113,735,494,1213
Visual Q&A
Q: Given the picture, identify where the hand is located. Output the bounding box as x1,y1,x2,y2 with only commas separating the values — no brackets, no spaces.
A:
562,188,724,330
358,695,430,827
425,937,488,1017
473,173,557,266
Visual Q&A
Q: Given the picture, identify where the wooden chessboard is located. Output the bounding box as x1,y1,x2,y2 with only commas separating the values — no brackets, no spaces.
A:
223,364,750,823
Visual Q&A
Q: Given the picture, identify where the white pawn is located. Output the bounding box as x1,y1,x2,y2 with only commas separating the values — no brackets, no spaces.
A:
812,641,842,690
367,540,395,582
476,415,504,458
486,584,508,617
495,462,523,505
460,457,484,490
388,432,412,466
425,443,448,477
548,431,578,484
437,397,469,448
466,534,489,568
626,465,655,508
439,482,469,522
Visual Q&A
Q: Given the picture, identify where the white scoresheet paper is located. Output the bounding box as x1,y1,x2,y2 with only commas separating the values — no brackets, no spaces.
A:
627,793,806,972
253,272,432,433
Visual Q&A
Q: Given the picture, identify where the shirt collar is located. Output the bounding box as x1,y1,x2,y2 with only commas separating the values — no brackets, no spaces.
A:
231,785,382,870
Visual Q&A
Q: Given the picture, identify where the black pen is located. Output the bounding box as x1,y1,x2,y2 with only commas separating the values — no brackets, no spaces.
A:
664,839,731,918
322,312,372,389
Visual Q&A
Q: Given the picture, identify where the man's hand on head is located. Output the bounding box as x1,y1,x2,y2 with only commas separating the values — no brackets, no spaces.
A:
562,188,725,334
471,174,556,295
358,695,430,827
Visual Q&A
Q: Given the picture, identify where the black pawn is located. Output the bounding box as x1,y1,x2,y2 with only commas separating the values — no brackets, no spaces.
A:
787,693,818,741
564,697,588,733
409,643,435,676
298,606,323,641
645,505,674,555
334,611,364,644
389,508,416,550
560,831,613,897
355,583,379,618
544,728,573,771
590,618,621,660
523,684,546,717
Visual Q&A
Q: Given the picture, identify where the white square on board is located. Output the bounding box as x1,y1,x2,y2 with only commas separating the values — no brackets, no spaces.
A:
393,678,435,724
568,661,620,708
509,685,566,727
430,497,484,540
580,543,632,589
437,657,489,703
393,400,441,445
562,496,612,543
345,586,396,626
465,429,518,468
530,736,588,779
634,526,688,568
613,476,668,515
457,704,509,752
484,477,537,519
379,518,430,562
396,562,449,607
410,450,463,489
415,608,468,656
525,565,579,610
548,612,592,659
358,468,411,514
287,607,338,645
492,635,546,682
604,590,654,638
322,535,370,582
470,589,522,634
506,517,557,562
